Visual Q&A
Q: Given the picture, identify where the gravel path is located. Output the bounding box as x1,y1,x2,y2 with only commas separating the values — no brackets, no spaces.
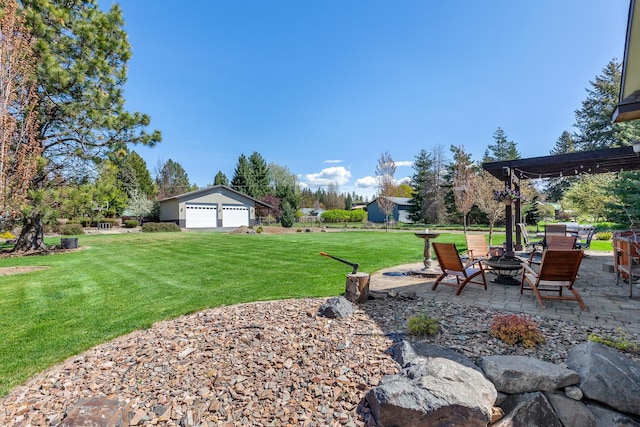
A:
1,296,639,426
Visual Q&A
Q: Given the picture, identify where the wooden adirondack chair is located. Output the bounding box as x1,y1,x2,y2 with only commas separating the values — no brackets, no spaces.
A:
520,249,586,310
432,242,487,295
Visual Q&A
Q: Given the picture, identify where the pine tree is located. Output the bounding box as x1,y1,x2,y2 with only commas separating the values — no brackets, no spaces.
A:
408,149,434,223
213,170,229,186
248,151,271,198
545,131,577,202
574,60,640,150
155,159,191,199
231,154,251,194
483,128,521,162
13,0,161,251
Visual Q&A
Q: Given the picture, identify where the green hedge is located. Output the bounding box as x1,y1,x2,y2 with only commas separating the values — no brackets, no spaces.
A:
141,222,181,232
59,224,84,235
320,209,366,223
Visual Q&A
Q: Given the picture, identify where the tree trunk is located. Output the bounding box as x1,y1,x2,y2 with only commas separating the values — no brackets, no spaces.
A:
13,212,47,253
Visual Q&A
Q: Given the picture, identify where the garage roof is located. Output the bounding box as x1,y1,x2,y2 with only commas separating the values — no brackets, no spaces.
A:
159,185,275,209
482,145,640,181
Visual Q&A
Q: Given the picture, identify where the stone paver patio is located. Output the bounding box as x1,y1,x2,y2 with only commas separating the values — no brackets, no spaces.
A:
371,250,640,335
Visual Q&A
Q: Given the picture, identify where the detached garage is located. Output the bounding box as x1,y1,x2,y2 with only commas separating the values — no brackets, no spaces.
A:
158,185,273,229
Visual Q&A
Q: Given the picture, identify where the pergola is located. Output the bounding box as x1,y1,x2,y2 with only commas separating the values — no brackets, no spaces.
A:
481,145,640,254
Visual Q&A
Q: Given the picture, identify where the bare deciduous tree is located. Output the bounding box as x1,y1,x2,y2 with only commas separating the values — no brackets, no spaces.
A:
452,146,476,233
475,171,506,245
376,151,397,231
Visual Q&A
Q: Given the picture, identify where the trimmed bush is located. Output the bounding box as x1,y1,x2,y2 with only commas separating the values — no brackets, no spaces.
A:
141,222,181,233
59,224,84,235
596,231,612,241
124,220,139,228
320,209,367,223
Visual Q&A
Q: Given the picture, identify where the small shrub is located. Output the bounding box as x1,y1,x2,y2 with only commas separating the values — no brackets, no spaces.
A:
256,226,263,234
297,228,302,232
490,314,545,348
588,328,639,353
596,231,612,241
407,313,441,337
124,220,139,228
59,224,84,235
141,222,181,232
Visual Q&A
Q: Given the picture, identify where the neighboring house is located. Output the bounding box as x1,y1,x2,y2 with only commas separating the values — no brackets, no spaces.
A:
367,197,413,223
158,185,274,228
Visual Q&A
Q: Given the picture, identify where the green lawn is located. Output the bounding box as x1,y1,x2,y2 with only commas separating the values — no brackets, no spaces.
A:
0,230,610,396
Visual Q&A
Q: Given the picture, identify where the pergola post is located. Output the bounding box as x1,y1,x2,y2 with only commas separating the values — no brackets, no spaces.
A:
502,167,515,257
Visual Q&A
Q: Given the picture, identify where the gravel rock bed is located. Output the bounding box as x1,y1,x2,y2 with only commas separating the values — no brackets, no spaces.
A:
1,296,639,426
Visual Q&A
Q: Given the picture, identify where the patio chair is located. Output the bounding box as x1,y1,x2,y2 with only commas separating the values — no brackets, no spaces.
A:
517,223,543,252
520,249,586,310
525,235,577,266
575,226,597,250
614,234,640,298
544,224,567,247
465,234,501,261
432,242,487,295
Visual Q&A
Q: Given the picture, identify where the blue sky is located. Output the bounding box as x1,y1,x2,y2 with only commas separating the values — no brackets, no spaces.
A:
104,1,630,198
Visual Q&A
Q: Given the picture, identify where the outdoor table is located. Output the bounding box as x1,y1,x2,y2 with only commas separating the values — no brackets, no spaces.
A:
483,256,523,286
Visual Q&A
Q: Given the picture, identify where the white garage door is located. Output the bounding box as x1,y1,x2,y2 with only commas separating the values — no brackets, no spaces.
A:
223,206,249,227
185,204,217,228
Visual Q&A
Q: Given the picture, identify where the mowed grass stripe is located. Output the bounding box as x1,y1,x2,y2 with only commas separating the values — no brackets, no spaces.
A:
0,230,427,395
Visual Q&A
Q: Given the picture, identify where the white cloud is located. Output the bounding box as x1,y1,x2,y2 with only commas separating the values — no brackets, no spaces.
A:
323,159,343,164
303,166,351,186
355,175,410,189
395,161,413,168
355,176,377,188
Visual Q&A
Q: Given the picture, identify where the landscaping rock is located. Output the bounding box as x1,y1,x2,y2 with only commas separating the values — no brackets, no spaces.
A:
59,397,130,427
390,340,481,372
544,391,596,427
565,342,640,417
494,392,563,427
317,296,354,318
585,402,640,427
477,355,580,393
366,355,496,427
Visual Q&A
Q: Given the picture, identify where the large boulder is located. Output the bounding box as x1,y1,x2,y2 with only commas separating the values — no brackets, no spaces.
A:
317,296,354,318
477,355,580,393
544,391,596,427
390,340,481,372
585,402,640,427
366,355,496,427
565,342,640,417
493,392,563,427
60,397,130,426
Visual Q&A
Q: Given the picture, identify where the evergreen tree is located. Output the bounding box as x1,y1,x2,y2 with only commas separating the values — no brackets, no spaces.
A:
155,159,192,199
608,171,640,226
408,149,434,223
545,131,577,202
231,154,251,194
213,170,229,186
344,193,353,210
280,201,295,228
248,151,271,198
483,127,521,162
574,60,640,151
14,0,161,251
126,151,156,198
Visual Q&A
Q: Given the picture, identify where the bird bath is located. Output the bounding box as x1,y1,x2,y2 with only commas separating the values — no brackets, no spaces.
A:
411,232,441,277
